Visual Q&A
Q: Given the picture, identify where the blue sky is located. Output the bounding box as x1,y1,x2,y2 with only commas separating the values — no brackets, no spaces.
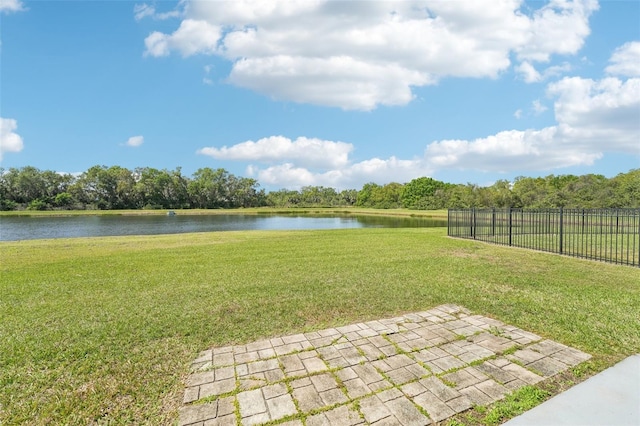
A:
1,0,638,191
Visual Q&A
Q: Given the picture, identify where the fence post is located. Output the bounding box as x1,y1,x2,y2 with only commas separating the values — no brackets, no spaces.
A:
492,208,496,236
559,207,564,254
472,208,476,240
508,207,512,246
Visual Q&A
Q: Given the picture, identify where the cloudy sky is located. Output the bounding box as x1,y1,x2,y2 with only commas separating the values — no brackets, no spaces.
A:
1,0,638,190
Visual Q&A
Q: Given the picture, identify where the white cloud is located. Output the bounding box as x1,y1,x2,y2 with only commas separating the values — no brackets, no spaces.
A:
228,56,430,110
346,157,429,187
517,61,572,83
542,63,573,80
532,99,548,114
423,64,639,173
547,76,640,152
248,157,430,190
248,163,318,188
134,3,182,21
0,0,25,13
516,61,542,83
144,19,220,57
516,0,598,62
134,3,155,21
143,0,598,110
199,135,432,189
198,136,353,169
605,41,640,77
202,64,214,85
126,135,144,147
424,127,602,172
514,109,523,119
0,117,24,160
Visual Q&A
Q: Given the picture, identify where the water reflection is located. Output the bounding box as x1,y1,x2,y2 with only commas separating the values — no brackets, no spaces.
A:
0,214,446,241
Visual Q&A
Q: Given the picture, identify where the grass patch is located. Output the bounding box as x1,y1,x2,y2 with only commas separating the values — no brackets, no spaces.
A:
450,384,551,426
1,227,639,424
483,386,550,425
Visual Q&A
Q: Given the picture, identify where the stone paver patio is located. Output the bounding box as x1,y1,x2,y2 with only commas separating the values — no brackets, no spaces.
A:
179,304,591,425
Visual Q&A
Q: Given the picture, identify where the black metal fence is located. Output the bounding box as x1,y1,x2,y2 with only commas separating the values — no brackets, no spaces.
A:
448,208,640,267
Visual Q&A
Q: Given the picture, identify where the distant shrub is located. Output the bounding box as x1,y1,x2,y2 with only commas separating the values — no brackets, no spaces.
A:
27,199,48,211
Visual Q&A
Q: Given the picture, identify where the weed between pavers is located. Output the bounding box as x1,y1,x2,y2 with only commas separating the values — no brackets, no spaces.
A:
524,365,544,377
195,393,224,405
440,377,457,388
351,400,366,421
233,394,242,424
412,397,433,420
380,332,403,352
500,345,520,356
488,326,506,338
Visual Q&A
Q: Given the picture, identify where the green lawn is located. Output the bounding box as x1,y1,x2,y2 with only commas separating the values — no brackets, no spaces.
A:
1,227,639,425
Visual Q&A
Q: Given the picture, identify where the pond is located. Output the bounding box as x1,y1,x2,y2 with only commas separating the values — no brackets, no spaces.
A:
0,214,447,241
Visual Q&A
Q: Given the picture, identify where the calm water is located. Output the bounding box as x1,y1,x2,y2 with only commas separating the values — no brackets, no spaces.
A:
0,214,447,241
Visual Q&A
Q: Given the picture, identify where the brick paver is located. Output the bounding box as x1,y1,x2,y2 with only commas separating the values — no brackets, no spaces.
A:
180,304,591,425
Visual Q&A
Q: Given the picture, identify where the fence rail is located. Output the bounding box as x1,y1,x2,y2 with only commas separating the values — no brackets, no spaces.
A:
448,208,640,267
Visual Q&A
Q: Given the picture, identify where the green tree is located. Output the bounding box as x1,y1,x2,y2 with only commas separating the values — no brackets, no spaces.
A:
564,174,608,208
53,192,74,209
339,189,358,206
300,186,339,206
0,167,20,208
72,165,136,209
610,169,640,208
487,180,514,208
441,184,478,208
266,189,301,207
0,167,77,209
188,168,263,208
371,182,404,209
135,167,175,209
228,176,264,208
11,166,48,204
166,167,191,209
356,182,379,207
512,176,547,208
401,177,446,209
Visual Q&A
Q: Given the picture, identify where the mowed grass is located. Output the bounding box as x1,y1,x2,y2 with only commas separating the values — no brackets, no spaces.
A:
1,227,639,424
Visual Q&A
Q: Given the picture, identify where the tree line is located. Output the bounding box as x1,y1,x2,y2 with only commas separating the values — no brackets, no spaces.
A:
0,165,638,211
0,166,264,211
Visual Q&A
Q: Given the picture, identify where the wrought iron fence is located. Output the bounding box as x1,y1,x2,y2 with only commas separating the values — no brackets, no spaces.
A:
448,208,640,267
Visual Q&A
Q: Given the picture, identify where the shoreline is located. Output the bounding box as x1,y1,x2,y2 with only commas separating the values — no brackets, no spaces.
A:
0,207,449,220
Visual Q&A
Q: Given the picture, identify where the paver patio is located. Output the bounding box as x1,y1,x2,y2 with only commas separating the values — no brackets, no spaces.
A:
179,304,591,425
